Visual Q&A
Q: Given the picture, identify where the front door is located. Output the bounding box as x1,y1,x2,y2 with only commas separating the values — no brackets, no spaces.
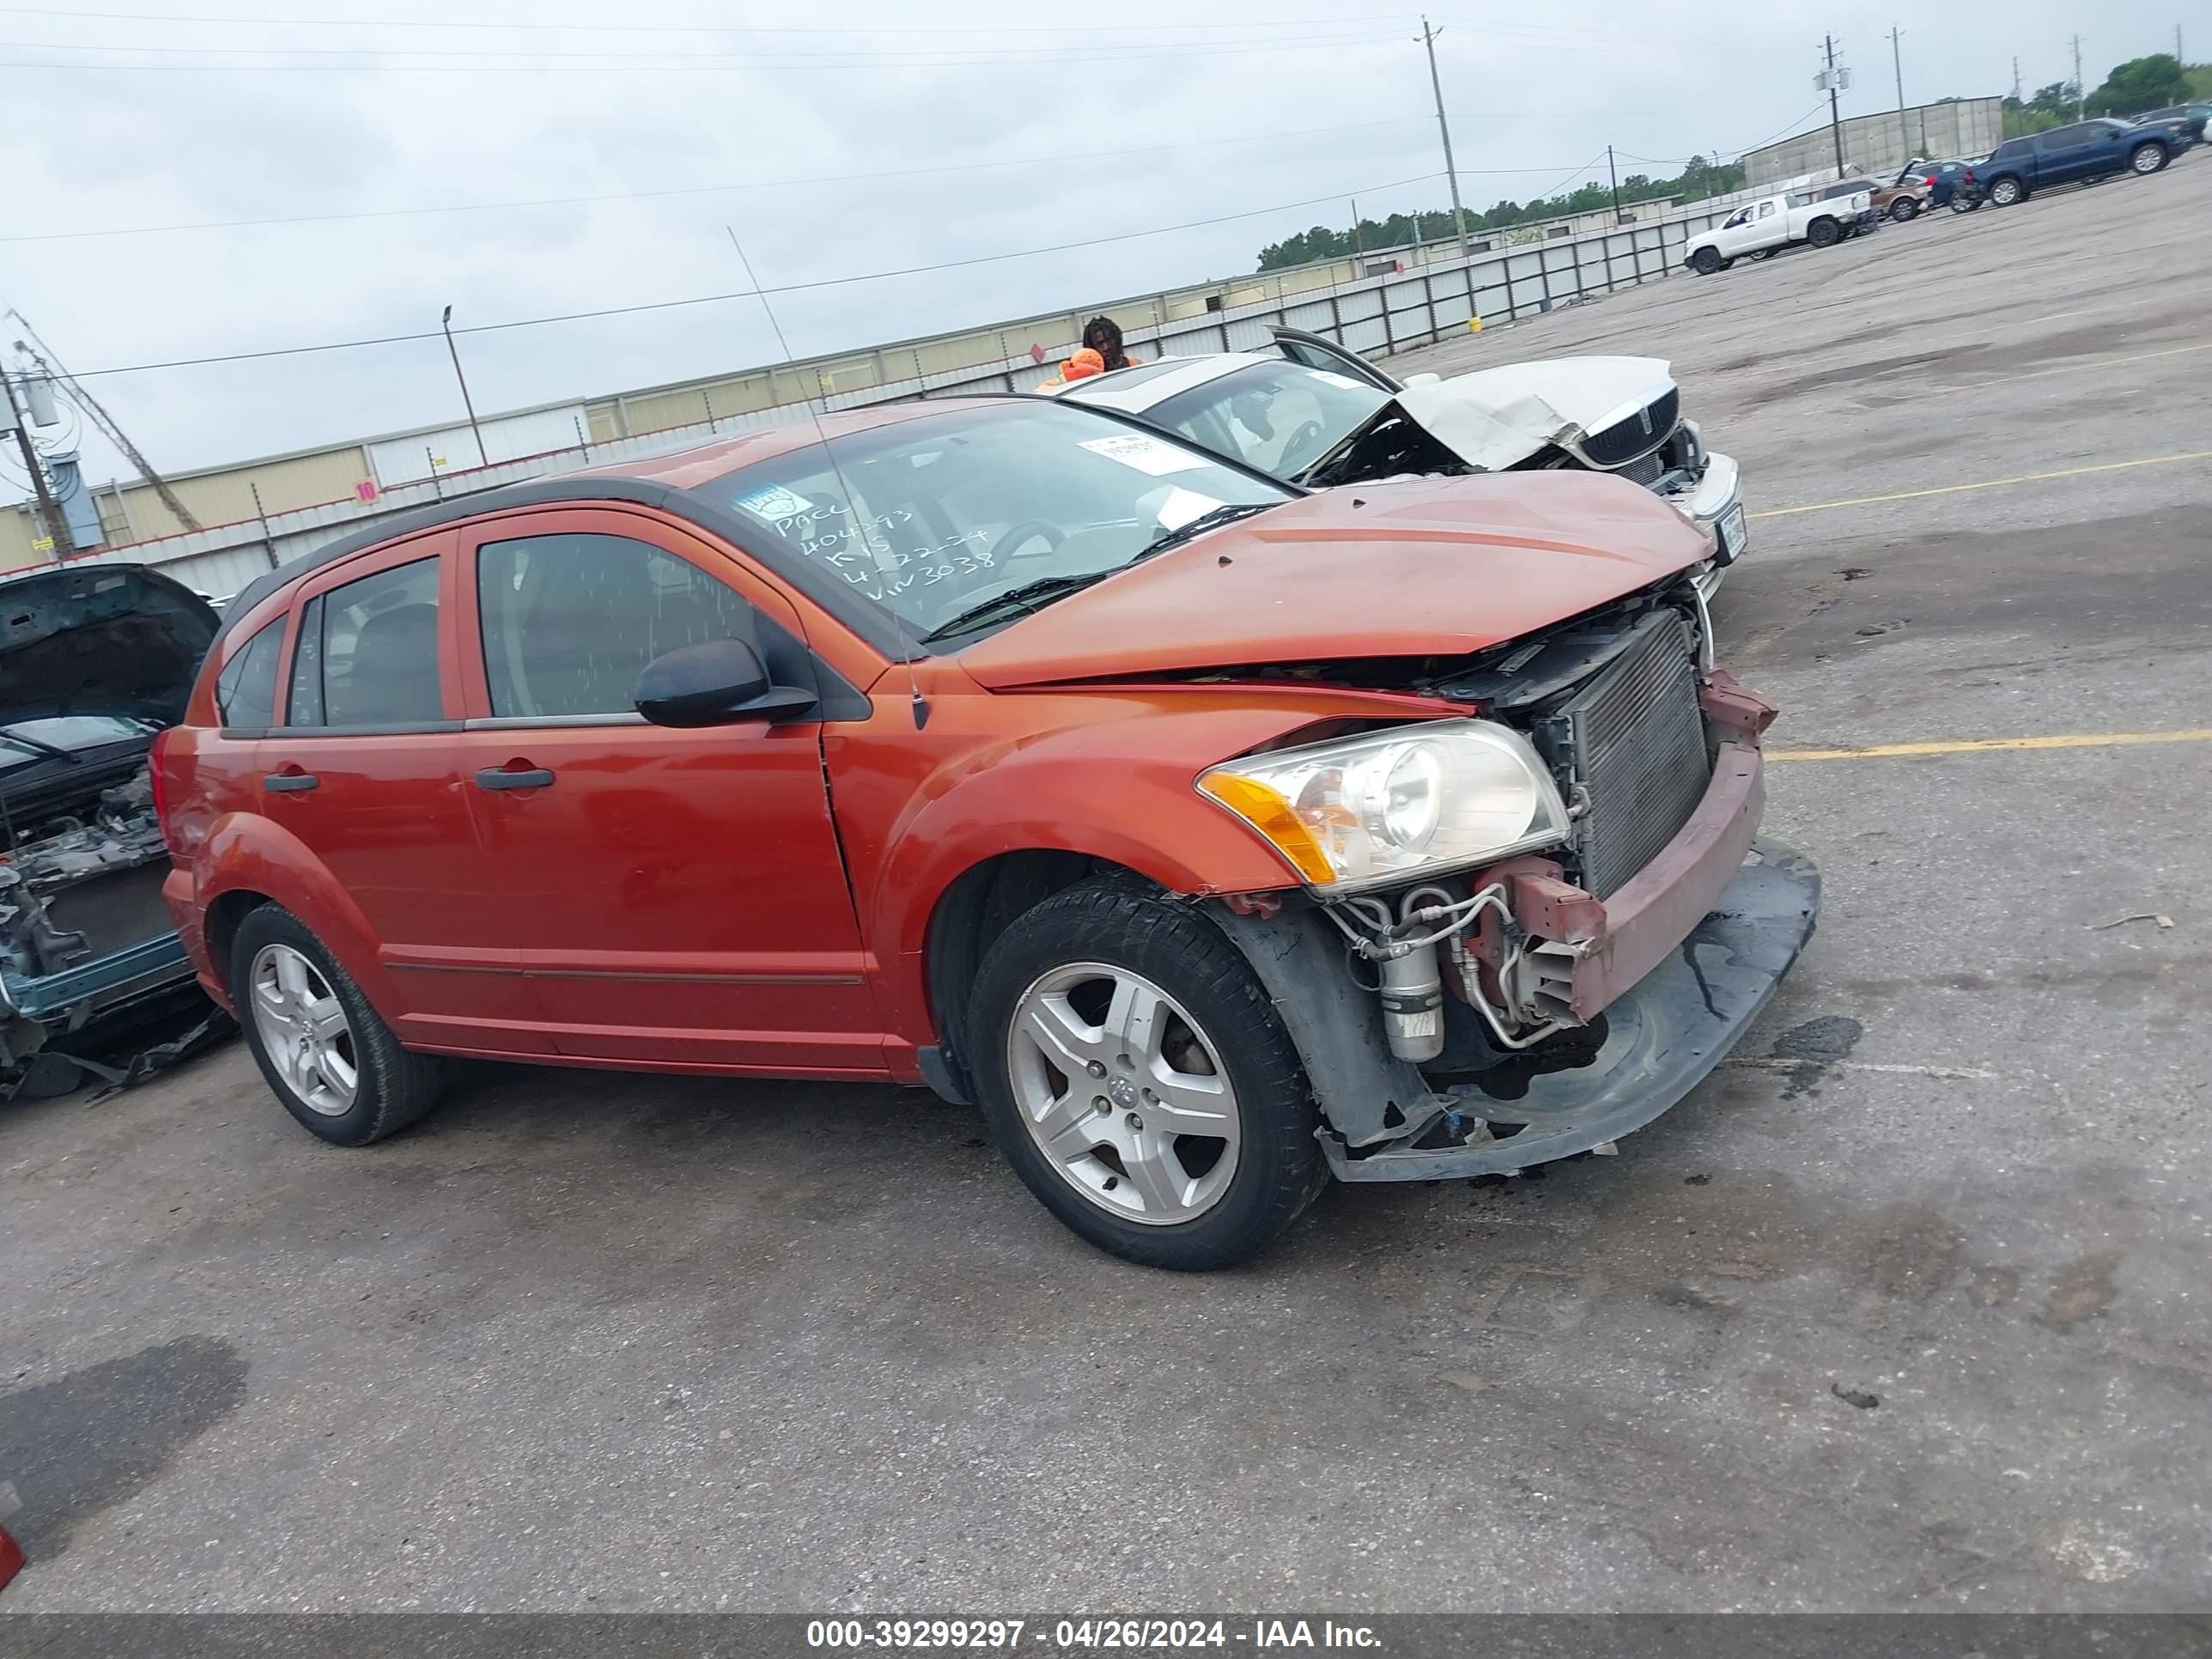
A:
450,508,886,1075
258,531,548,1053
1270,326,1401,392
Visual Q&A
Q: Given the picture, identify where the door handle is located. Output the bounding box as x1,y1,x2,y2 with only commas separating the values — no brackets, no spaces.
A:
263,771,319,793
475,766,555,792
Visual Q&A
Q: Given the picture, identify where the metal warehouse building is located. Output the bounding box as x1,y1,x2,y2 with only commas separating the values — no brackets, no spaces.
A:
1743,97,2004,187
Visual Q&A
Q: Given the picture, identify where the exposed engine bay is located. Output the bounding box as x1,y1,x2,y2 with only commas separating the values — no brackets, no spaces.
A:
1200,568,1809,1179
0,769,173,984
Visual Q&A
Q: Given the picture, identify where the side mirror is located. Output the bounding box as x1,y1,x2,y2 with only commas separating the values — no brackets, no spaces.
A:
1401,372,1443,389
634,637,817,728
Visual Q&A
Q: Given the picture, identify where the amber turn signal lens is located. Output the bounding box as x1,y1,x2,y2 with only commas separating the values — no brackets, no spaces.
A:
1198,773,1337,886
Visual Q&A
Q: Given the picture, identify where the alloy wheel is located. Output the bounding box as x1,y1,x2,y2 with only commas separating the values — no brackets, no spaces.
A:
2130,146,2163,174
1005,962,1242,1225
250,942,359,1116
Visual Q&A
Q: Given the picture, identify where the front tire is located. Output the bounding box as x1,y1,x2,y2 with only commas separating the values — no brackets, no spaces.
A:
1690,246,1723,276
1807,217,1841,248
2130,143,2167,176
969,879,1323,1271
1889,197,1919,222
231,905,442,1146
1988,175,2024,206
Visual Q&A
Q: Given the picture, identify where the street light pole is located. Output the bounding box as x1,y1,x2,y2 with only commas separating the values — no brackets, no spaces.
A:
1607,145,1625,224
441,305,487,468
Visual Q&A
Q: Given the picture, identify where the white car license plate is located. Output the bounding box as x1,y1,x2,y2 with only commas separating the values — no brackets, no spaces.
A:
1717,503,1747,563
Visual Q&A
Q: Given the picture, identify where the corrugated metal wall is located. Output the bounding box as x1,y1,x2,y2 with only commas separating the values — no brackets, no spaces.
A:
1745,98,2004,186
366,404,590,487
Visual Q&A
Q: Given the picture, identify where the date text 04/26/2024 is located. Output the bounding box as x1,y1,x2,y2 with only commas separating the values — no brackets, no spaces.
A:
805,1620,1383,1650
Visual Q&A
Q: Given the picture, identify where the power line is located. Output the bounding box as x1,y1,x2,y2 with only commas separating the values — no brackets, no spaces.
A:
0,3,1415,33
65,170,1447,380
0,118,1447,245
0,26,1407,62
0,38,1425,71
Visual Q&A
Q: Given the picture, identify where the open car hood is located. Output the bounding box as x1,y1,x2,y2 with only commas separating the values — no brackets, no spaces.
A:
956,471,1711,690
1312,356,1677,478
0,563,221,725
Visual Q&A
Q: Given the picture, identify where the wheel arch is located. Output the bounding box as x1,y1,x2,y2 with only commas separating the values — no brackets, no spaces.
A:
920,849,1164,1103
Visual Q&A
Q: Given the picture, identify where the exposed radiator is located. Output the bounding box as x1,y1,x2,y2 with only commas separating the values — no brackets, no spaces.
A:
1555,612,1710,898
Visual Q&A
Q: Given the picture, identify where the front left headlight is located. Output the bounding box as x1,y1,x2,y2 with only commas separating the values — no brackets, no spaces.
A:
1198,720,1571,891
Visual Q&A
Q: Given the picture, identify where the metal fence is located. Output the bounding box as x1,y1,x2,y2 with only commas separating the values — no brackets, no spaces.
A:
57,198,1751,599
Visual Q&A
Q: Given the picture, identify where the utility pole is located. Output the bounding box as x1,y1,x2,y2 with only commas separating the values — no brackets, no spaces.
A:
1418,17,1468,255
1,365,74,560
1350,198,1364,261
8,320,201,532
1606,145,1625,223
2071,34,2084,118
2011,55,2021,102
1887,27,1910,162
441,304,488,468
1823,34,1848,175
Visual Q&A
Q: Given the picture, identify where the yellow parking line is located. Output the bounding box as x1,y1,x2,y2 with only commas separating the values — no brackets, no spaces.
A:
1770,729,2212,762
1748,449,2212,519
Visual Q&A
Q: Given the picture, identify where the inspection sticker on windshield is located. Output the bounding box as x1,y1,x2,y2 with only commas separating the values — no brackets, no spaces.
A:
1307,370,1368,391
1079,434,1206,476
732,483,815,524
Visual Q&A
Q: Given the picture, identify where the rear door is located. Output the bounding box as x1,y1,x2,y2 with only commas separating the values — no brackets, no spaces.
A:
2033,124,2100,182
450,507,886,1074
258,532,545,1052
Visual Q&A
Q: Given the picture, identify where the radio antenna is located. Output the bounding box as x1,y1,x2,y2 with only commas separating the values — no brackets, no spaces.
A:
726,228,928,729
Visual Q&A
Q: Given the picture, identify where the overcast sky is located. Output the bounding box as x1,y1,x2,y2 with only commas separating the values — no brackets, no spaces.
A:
0,0,2191,487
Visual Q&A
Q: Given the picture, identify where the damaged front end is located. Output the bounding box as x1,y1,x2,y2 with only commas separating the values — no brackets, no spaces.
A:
0,564,221,1096
1299,359,1747,595
1206,577,1819,1178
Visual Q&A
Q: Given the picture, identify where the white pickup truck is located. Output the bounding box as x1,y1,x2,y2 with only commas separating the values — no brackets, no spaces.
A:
1682,185,1876,274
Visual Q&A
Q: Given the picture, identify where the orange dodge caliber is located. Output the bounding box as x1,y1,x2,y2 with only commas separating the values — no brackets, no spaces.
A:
156,395,1817,1270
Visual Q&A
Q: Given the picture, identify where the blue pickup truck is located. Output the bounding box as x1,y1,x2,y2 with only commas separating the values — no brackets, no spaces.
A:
1978,118,2185,206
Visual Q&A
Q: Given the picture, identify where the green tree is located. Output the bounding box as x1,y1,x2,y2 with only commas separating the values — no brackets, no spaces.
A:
2083,53,2191,115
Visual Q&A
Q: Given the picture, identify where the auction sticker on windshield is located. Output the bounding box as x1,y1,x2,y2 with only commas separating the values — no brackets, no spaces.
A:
1155,486,1224,529
1079,433,1207,476
733,483,817,523
1307,369,1370,391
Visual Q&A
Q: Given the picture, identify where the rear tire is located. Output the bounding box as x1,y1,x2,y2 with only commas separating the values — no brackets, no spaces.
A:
231,905,442,1147
1889,197,1919,222
1690,246,1723,276
2130,143,2167,176
1807,217,1841,248
968,878,1324,1271
1988,175,2024,206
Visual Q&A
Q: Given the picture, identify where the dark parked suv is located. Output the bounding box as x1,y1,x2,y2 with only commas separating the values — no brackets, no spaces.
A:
1979,118,2182,205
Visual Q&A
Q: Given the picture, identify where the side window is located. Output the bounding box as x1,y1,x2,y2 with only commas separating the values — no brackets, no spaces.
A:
298,556,444,729
2035,126,2081,151
477,533,756,720
1723,208,1751,228
285,594,325,726
215,618,285,731
1757,202,1776,219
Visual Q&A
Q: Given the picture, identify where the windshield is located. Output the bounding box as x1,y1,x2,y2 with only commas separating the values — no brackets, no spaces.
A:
1139,361,1393,483
0,714,157,774
701,402,1294,643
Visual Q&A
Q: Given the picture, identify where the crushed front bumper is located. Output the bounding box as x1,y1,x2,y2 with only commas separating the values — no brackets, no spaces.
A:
1322,837,1820,1181
1662,450,1744,599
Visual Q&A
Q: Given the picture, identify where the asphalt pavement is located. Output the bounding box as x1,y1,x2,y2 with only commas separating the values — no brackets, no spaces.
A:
4,155,2209,1614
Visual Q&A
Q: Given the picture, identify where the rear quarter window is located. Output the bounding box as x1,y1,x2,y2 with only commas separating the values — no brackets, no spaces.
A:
215,618,285,730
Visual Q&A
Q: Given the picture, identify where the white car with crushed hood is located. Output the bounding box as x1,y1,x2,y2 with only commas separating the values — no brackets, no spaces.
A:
1056,327,1746,593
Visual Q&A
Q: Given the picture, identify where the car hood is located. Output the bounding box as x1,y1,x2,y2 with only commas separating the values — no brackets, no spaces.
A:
956,470,1712,690
1318,356,1676,477
0,563,221,725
